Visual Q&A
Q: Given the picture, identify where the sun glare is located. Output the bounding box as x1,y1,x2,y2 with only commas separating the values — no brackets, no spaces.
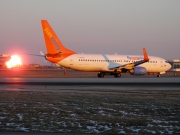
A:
6,55,22,68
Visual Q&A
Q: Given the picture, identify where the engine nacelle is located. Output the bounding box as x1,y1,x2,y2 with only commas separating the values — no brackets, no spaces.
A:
130,66,147,75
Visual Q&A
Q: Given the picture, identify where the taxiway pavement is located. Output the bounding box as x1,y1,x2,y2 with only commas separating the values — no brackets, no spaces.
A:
0,78,179,91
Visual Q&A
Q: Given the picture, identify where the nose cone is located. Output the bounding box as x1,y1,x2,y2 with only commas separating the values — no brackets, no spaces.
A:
166,63,172,71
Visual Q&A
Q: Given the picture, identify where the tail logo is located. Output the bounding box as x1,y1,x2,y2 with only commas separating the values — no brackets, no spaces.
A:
44,28,60,50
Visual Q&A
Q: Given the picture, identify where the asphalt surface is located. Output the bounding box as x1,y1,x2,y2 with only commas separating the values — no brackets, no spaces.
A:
0,78,179,91
0,77,180,84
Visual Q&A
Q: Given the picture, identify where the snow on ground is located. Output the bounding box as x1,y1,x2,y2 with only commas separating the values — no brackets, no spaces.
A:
0,91,179,134
17,113,23,121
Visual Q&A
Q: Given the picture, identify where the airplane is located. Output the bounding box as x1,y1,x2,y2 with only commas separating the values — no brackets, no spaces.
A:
41,20,171,78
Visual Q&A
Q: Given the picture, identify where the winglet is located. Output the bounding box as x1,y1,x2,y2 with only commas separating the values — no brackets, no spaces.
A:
143,48,149,61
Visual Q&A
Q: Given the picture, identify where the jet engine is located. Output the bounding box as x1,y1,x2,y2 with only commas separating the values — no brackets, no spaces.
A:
130,66,147,75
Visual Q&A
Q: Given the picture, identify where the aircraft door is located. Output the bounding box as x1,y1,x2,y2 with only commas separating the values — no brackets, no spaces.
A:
160,61,163,67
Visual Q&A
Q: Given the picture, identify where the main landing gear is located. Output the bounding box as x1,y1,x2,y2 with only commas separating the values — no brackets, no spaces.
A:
97,72,105,78
114,72,121,78
97,72,121,78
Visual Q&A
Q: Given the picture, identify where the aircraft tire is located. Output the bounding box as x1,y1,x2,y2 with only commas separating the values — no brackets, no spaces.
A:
97,72,104,78
114,73,121,78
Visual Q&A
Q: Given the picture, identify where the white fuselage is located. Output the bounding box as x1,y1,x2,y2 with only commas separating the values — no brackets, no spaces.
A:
56,54,171,74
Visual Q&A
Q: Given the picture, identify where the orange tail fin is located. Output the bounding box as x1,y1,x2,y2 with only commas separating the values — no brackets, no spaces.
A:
41,20,76,54
143,48,149,61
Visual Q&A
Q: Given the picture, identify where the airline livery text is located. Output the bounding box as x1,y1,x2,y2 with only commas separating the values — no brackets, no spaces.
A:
44,28,60,50
127,56,143,61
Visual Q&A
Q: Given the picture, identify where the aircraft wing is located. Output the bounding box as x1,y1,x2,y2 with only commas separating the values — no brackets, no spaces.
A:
109,48,149,70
